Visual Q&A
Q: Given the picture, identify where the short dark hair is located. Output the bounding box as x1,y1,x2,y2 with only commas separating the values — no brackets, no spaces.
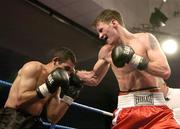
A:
92,9,124,27
47,47,76,64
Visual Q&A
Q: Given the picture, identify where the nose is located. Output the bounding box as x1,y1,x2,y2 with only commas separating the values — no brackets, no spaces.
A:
99,33,104,39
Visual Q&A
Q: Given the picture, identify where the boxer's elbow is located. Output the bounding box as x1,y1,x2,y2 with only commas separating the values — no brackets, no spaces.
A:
47,105,67,124
47,111,65,124
149,63,171,80
47,115,59,124
162,68,171,80
16,93,26,107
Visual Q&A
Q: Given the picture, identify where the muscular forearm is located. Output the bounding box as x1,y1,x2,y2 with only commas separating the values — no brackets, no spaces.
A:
47,97,69,123
146,62,171,80
16,91,40,107
76,57,110,86
76,70,100,86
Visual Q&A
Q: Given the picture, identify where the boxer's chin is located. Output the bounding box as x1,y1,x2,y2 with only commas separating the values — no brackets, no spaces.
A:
107,39,114,45
106,38,111,44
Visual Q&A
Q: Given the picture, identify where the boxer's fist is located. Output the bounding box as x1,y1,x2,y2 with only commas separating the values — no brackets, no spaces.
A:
68,73,83,98
36,68,69,98
61,73,83,105
111,45,148,70
111,45,134,67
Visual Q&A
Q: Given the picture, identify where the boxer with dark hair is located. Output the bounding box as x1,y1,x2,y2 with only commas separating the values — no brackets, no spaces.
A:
0,47,83,129
77,9,180,128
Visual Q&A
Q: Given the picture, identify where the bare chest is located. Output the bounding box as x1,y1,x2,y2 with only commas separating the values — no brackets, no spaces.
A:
110,42,156,91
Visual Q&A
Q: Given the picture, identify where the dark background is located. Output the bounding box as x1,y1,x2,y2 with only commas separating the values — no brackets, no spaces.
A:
0,0,179,129
0,0,118,128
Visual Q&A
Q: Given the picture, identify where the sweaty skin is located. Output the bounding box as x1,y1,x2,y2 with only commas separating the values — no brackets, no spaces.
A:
77,27,170,91
76,9,179,128
5,59,74,123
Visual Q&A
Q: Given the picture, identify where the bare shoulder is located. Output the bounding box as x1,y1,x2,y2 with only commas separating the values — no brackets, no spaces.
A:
136,32,159,49
98,44,112,59
135,32,151,41
146,33,160,49
19,61,43,77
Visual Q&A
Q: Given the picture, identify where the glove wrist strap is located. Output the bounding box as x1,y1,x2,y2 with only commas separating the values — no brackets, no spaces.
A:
61,95,74,105
36,83,50,98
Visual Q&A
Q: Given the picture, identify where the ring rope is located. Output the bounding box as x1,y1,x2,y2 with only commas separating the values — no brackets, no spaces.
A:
0,79,113,117
0,79,113,128
42,121,76,129
72,102,113,116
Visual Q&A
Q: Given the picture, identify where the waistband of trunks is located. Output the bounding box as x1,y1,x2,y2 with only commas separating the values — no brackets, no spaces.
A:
119,86,159,94
117,92,166,108
3,107,33,117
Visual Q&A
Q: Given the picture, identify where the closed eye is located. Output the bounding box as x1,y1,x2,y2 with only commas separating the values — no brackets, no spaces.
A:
64,66,71,71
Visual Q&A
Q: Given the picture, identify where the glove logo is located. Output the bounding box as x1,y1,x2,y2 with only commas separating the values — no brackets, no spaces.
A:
47,74,54,84
124,46,131,55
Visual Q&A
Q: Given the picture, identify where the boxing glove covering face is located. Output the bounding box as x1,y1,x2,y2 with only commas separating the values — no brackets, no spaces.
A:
36,68,69,98
68,73,83,98
61,73,83,105
111,45,148,70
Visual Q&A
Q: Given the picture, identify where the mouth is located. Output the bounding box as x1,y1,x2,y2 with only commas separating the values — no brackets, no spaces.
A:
104,36,108,42
101,35,108,42
100,35,108,42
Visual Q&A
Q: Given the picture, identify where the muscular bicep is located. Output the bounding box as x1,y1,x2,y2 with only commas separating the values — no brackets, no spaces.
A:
77,46,110,86
17,63,41,97
145,33,171,79
147,34,165,62
93,58,110,82
147,34,168,65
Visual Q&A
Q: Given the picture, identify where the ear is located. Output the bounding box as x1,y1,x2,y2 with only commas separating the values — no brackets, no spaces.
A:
52,57,60,65
111,19,118,27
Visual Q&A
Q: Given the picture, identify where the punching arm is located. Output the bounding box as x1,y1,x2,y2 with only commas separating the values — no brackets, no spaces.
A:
76,47,110,86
